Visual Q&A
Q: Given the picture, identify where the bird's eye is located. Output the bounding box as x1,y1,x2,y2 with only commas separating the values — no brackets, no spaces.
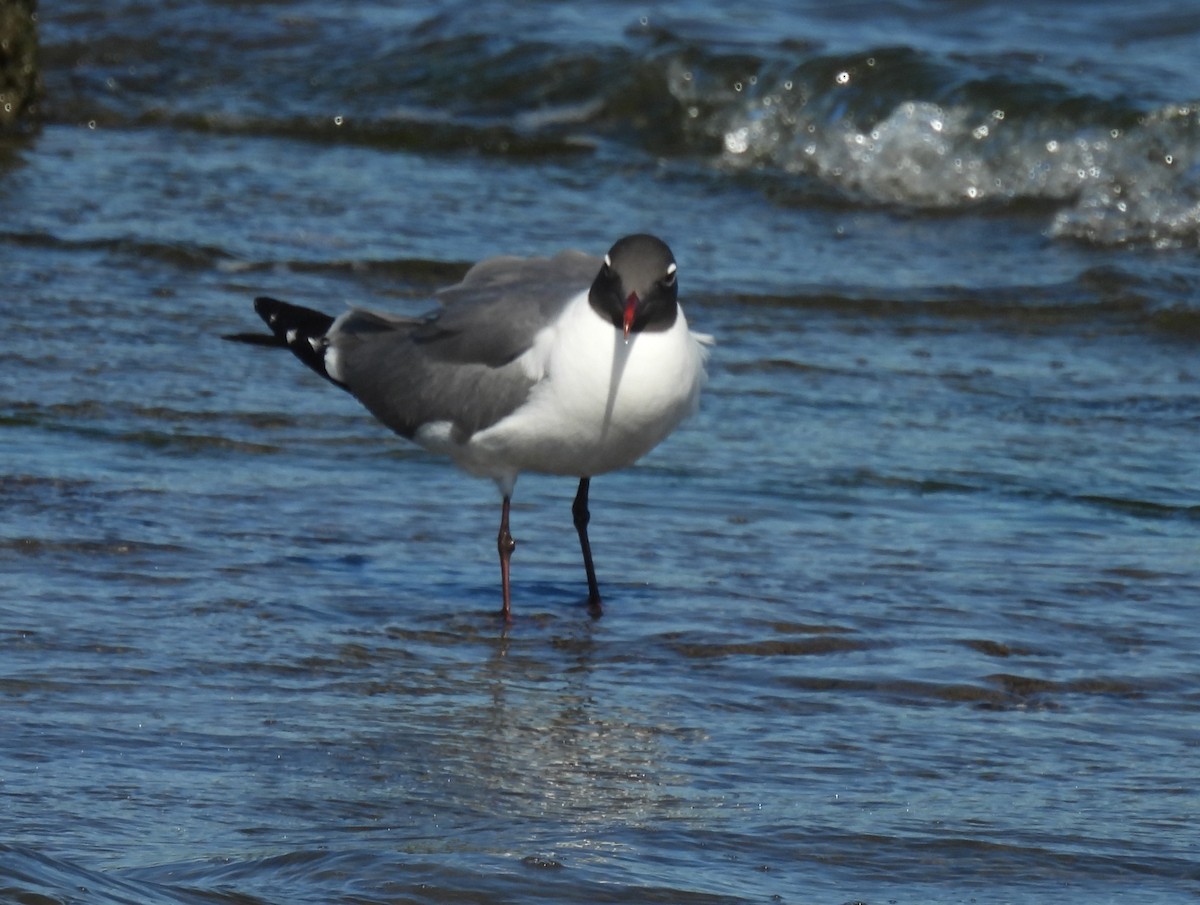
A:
662,262,677,287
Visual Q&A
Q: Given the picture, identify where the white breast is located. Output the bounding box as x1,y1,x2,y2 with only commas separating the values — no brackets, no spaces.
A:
450,291,708,488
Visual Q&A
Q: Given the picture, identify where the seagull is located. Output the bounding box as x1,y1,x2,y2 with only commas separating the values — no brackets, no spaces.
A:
230,234,710,621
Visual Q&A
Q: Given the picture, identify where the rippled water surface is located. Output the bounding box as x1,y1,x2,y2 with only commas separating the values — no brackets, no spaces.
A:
3,1,1199,903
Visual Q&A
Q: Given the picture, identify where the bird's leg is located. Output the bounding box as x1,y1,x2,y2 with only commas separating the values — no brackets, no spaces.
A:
497,496,516,622
572,477,603,616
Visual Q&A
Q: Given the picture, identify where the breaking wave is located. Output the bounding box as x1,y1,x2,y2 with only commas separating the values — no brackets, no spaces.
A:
680,46,1200,247
41,12,1200,248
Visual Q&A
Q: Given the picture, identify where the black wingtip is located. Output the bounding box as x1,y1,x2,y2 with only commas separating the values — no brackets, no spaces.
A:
243,296,344,387
221,331,286,346
254,296,336,338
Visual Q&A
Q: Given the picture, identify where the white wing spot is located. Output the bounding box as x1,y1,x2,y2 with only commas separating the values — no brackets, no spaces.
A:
285,328,299,344
307,337,322,352
325,346,344,383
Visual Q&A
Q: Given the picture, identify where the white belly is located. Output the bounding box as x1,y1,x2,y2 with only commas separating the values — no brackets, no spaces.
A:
435,292,708,490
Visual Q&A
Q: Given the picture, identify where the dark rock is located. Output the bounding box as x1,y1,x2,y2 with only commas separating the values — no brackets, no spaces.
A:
0,0,40,132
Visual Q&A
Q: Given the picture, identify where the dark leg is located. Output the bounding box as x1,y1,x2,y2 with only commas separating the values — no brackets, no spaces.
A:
497,496,516,622
572,477,603,616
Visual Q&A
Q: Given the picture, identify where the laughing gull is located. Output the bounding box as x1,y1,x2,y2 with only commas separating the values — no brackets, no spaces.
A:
231,234,710,621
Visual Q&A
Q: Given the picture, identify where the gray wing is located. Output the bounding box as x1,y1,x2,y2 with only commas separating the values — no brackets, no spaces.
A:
415,249,601,366
328,249,600,441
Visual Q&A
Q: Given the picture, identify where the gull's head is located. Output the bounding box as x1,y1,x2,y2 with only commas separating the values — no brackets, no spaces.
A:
589,234,679,341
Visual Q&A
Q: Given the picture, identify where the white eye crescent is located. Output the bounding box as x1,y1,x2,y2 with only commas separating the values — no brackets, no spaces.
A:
604,254,612,268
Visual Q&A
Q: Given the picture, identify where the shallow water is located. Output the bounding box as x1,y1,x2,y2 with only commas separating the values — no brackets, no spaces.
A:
3,1,1199,903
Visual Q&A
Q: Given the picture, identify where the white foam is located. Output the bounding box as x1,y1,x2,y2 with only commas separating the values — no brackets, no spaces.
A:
709,71,1200,246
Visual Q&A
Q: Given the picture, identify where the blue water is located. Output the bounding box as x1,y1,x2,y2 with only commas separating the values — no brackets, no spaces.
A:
2,1,1199,903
